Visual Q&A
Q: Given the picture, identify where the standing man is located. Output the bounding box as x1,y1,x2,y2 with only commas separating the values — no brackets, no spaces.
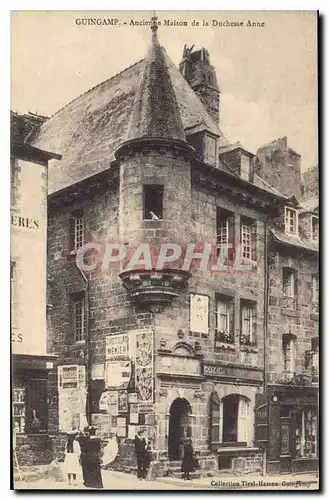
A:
134,429,147,479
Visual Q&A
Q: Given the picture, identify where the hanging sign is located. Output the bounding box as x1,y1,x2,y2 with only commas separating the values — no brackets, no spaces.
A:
105,360,132,390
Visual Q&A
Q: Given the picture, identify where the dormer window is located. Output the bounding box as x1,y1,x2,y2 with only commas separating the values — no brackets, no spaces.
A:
311,216,319,241
204,134,217,166
240,154,250,181
285,207,298,235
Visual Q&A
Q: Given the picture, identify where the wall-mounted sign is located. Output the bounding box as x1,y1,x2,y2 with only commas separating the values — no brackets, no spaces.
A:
106,334,129,360
105,360,132,390
138,403,154,414
190,294,209,334
159,356,200,376
135,332,154,403
11,213,40,231
202,362,263,382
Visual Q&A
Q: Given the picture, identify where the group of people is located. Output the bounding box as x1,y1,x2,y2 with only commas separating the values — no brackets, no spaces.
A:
63,426,103,488
64,426,199,487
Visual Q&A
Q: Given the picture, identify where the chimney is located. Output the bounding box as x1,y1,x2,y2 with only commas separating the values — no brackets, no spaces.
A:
179,46,220,124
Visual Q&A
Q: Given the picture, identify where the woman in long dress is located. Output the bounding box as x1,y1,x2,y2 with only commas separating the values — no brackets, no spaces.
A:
79,426,103,489
63,431,81,486
181,439,195,480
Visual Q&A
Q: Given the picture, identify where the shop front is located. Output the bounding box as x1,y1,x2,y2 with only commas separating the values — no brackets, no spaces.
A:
12,353,56,465
266,384,319,474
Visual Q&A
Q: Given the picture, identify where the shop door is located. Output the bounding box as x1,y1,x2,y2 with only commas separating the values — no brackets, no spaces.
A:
168,398,191,461
25,378,48,433
279,417,292,473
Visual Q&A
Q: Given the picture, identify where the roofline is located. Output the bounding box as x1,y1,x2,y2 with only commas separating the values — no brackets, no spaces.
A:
270,230,318,254
11,142,62,162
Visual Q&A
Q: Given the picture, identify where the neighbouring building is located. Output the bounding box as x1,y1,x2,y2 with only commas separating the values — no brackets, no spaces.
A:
11,111,61,464
24,21,318,475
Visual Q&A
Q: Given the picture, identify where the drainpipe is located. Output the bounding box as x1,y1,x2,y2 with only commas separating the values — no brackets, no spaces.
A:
263,218,270,477
77,266,91,426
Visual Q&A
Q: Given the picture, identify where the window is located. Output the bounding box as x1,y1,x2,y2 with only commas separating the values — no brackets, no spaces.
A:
295,409,318,458
285,207,298,235
240,302,256,345
222,395,251,443
312,274,319,303
216,208,234,259
73,295,85,342
311,216,319,241
204,134,217,165
282,334,296,376
70,211,84,251
215,296,234,344
240,217,256,261
13,386,25,433
240,154,251,181
143,185,163,220
210,392,252,448
283,268,296,298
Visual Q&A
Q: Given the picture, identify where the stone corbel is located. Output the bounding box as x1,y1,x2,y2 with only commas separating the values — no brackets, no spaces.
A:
159,388,168,397
194,390,205,399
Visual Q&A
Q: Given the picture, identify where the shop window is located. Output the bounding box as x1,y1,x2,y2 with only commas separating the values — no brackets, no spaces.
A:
143,185,163,220
312,274,319,303
216,208,235,259
222,395,251,443
215,295,234,345
240,217,256,261
70,210,84,251
284,207,298,235
282,334,296,376
13,386,26,433
295,409,318,458
240,154,251,181
240,301,256,346
209,391,221,446
311,216,319,241
72,293,86,342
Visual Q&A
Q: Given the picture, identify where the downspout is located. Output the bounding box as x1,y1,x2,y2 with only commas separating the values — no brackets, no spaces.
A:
263,218,270,477
77,266,91,426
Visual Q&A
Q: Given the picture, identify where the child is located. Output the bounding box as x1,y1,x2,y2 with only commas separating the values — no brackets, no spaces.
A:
63,430,81,486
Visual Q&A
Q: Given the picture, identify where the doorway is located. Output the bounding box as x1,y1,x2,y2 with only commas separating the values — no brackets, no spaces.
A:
168,398,192,460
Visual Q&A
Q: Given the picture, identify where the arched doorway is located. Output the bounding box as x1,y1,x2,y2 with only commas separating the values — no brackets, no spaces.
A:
168,398,192,460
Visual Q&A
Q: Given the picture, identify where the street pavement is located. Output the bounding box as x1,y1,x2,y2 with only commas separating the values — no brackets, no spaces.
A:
14,468,320,491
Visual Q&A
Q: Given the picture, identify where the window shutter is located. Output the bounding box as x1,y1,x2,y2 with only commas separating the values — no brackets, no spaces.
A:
252,307,257,344
228,301,234,337
228,214,235,261
210,391,220,447
237,398,247,442
69,217,75,251
251,222,257,261
294,273,298,300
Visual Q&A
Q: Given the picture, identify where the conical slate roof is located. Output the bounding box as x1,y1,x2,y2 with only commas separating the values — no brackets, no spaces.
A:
125,28,187,143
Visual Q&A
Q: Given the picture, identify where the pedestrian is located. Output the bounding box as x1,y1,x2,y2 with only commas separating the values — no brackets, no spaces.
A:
63,430,81,486
181,438,195,480
144,443,153,480
79,426,103,489
134,429,147,479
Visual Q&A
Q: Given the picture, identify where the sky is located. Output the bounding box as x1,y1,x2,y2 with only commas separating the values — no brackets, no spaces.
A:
11,10,317,170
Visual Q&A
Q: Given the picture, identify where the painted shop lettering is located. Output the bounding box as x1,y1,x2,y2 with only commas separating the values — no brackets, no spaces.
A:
11,214,39,229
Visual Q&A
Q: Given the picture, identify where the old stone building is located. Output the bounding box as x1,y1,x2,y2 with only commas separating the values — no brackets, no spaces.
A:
11,111,61,464
25,22,318,475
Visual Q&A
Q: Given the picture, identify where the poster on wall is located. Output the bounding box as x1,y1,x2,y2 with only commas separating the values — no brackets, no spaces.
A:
128,393,138,404
135,332,154,403
117,417,127,437
190,294,209,334
108,391,119,416
106,334,129,360
118,392,128,413
105,360,132,390
129,404,139,424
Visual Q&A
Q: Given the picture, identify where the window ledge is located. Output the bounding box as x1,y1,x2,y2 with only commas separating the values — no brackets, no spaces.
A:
214,342,236,351
240,345,258,353
281,308,299,318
